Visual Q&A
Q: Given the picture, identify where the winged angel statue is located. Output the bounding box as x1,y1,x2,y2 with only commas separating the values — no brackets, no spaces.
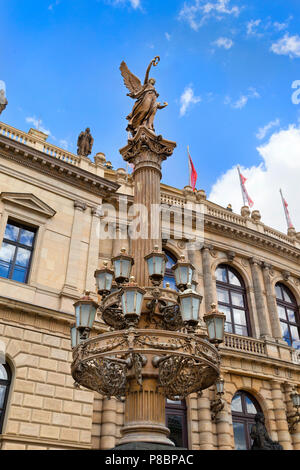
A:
120,57,168,136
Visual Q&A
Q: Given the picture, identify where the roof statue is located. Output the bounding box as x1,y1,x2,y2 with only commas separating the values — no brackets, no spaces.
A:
120,56,168,136
77,128,94,158
0,89,8,115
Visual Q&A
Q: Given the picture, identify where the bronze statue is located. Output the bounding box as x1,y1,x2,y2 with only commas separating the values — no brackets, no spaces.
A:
120,57,168,136
77,128,94,157
0,89,8,115
250,412,283,450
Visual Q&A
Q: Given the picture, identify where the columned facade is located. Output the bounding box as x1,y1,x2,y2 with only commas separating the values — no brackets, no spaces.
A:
0,121,299,450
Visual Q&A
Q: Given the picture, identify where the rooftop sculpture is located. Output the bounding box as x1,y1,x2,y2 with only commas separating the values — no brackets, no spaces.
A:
120,57,168,136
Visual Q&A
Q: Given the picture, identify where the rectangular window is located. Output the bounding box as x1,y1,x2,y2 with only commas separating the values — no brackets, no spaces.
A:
0,220,36,284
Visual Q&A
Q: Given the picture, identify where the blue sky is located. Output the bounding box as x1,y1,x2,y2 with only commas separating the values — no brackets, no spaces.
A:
1,0,300,232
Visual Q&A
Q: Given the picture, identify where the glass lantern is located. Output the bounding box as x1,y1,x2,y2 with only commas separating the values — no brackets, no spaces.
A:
291,391,300,409
121,279,146,325
216,377,225,396
145,245,168,286
179,285,203,327
70,324,82,349
111,248,134,284
172,256,195,291
203,303,226,346
94,263,114,296
73,292,98,339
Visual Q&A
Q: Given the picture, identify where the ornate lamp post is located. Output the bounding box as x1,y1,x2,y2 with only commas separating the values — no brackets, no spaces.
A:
70,57,224,450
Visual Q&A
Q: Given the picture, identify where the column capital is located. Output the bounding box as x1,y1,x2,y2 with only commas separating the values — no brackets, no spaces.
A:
282,270,291,281
91,205,103,217
226,250,236,262
201,243,214,253
74,200,87,212
262,261,273,270
119,126,176,171
249,257,262,266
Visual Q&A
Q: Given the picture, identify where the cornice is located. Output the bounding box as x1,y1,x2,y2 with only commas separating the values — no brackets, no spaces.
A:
0,134,120,197
204,215,300,262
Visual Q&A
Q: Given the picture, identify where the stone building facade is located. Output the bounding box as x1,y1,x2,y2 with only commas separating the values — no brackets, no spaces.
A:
0,120,299,450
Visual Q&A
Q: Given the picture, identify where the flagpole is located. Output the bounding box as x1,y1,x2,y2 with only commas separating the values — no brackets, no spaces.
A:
237,166,247,206
280,188,293,230
187,146,191,187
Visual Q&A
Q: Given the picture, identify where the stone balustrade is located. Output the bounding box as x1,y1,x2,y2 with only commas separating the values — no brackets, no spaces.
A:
0,121,81,166
223,333,267,355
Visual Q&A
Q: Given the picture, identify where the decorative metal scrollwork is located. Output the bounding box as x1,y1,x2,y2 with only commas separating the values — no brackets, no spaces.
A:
161,304,183,331
156,355,218,400
72,357,128,401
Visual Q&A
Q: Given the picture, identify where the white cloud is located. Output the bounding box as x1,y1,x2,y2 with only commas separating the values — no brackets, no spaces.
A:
246,19,262,36
179,86,201,116
271,33,300,58
48,0,60,10
165,32,171,41
106,0,141,8
179,0,240,31
209,124,300,233
256,118,280,140
224,88,260,110
212,37,234,49
25,117,52,136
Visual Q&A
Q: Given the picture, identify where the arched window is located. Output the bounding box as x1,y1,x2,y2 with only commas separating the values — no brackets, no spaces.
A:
0,363,12,434
216,264,251,337
163,250,177,290
275,283,300,349
165,399,188,448
231,391,262,450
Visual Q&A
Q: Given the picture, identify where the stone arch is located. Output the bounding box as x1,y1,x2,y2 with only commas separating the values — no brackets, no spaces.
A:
271,275,300,306
162,241,182,261
0,352,15,435
211,257,252,291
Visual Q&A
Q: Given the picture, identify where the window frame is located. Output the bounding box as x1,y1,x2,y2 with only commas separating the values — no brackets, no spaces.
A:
165,399,188,449
275,282,300,349
0,363,12,434
216,264,251,337
231,391,262,451
163,249,177,290
0,219,37,284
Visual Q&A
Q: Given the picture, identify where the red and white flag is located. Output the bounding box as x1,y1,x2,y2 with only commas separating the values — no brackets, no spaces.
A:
237,166,254,208
187,146,198,192
280,189,294,229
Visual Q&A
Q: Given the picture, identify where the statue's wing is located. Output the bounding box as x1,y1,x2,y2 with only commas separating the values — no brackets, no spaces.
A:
120,61,142,95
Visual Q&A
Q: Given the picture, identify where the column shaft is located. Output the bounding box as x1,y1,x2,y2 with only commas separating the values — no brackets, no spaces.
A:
271,381,293,449
262,264,282,340
62,200,86,295
250,259,271,338
201,247,215,311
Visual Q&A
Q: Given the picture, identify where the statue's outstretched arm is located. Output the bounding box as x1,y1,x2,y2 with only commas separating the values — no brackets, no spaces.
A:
144,57,160,85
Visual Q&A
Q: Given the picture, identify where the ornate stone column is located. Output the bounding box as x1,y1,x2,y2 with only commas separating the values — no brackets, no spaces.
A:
201,245,215,311
262,263,283,341
283,382,300,450
100,398,118,450
249,258,272,339
119,126,176,286
215,400,232,450
271,380,293,449
118,127,176,447
62,200,87,296
197,389,214,450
